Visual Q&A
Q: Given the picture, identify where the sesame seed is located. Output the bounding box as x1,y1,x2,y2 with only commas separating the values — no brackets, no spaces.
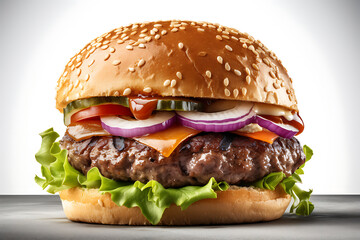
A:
123,88,131,96
198,52,207,56
269,71,276,78
206,70,212,78
256,58,262,63
171,79,177,87
128,67,135,72
245,67,251,75
171,28,179,32
75,62,82,68
139,43,146,48
246,75,251,84
197,28,205,32
141,28,148,33
163,79,171,87
179,26,186,30
223,77,229,86
122,36,129,40
112,60,121,66
252,63,259,71
225,62,231,71
225,45,233,51
104,53,110,61
231,36,238,41
126,45,133,50
217,56,223,64
176,72,182,79
222,35,230,39
263,58,270,66
117,40,124,44
216,35,222,40
154,24,162,27
273,82,280,89
143,87,152,93
138,59,145,67
62,71,68,77
234,69,241,76
85,74,90,81
161,30,167,35
233,89,239,97
222,30,229,35
155,34,160,40
152,28,158,33
109,47,115,53
74,79,80,87
145,36,152,42
178,42,184,49
113,90,120,96
242,87,247,96
130,31,137,36
85,52,90,59
248,45,255,51
224,89,231,96
242,43,247,48
103,40,110,44
88,59,95,67
139,33,147,38
281,81,285,87
76,69,81,77
150,30,155,35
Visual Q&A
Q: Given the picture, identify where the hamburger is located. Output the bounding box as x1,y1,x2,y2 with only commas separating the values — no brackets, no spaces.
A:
35,20,314,225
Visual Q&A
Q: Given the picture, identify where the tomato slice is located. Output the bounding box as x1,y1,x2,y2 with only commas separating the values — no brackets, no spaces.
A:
70,104,132,123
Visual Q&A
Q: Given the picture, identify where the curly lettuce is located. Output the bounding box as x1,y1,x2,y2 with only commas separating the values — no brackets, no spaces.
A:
35,128,314,224
252,145,314,216
35,128,229,225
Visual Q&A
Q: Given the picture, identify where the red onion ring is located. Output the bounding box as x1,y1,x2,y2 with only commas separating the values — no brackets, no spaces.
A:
255,116,299,138
100,112,176,138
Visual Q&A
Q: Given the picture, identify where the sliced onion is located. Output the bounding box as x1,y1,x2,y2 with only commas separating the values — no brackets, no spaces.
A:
176,102,300,138
255,116,298,138
100,112,176,138
176,102,254,123
177,103,256,132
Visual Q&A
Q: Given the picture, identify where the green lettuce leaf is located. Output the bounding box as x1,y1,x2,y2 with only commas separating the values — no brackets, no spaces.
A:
35,128,229,225
252,145,314,216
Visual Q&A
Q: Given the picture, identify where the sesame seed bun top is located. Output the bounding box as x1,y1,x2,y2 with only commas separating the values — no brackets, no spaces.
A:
56,20,298,113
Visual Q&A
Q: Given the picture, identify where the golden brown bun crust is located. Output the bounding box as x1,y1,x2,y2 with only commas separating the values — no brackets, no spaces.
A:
59,186,291,225
56,20,298,113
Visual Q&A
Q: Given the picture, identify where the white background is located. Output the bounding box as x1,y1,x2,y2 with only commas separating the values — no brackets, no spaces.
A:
0,0,359,194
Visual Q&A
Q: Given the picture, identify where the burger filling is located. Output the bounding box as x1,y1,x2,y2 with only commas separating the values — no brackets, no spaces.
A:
36,96,314,224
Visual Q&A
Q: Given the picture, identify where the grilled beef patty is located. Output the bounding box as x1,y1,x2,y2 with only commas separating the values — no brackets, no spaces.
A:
60,132,305,188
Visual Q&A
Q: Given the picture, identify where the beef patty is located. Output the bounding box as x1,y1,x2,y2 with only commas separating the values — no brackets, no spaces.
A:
60,133,305,188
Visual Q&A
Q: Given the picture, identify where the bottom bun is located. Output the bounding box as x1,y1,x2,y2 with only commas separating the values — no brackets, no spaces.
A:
59,186,290,225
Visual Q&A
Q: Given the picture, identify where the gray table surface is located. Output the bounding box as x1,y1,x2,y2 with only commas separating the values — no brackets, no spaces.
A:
0,195,359,239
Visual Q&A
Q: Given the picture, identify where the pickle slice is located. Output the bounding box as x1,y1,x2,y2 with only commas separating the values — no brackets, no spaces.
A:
63,96,203,125
156,99,202,111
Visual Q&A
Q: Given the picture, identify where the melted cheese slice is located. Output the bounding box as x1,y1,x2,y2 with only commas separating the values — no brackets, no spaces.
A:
134,125,201,157
232,130,279,144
